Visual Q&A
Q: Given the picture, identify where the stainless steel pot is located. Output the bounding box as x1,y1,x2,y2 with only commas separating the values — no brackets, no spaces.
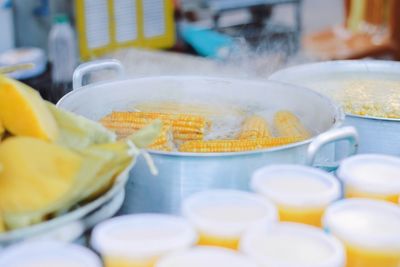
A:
270,60,400,156
57,60,358,214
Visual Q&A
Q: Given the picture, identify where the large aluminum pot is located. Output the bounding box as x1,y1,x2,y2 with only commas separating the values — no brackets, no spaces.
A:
57,60,358,214
270,60,400,156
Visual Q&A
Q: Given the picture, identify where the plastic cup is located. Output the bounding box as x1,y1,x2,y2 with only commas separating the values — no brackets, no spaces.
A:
91,214,197,267
0,241,101,267
240,222,345,267
251,165,341,227
323,199,400,267
156,246,258,267
337,154,400,203
182,189,278,249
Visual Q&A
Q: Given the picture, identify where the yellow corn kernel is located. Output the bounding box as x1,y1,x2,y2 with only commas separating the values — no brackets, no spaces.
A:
101,111,208,133
100,111,209,145
172,122,207,133
148,143,173,152
238,115,270,139
179,137,303,153
111,123,170,140
273,111,311,139
100,114,154,135
173,131,204,141
100,113,172,150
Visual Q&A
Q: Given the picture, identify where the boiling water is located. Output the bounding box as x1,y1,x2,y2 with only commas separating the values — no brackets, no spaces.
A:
128,100,313,150
301,75,400,118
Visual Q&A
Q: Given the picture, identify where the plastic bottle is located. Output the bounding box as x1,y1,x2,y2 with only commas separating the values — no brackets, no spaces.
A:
48,14,77,84
0,0,14,53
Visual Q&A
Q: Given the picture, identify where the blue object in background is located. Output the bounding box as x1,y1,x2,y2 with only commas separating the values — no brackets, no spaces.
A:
1,0,12,8
34,0,49,17
179,23,234,59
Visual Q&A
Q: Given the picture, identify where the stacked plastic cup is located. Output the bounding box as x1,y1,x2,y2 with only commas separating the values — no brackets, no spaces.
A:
338,154,400,203
156,246,258,267
240,222,345,267
0,241,101,267
251,165,340,227
91,214,197,267
323,199,400,267
182,189,278,249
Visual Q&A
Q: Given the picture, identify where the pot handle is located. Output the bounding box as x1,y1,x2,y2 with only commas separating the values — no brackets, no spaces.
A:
306,126,359,170
72,59,125,90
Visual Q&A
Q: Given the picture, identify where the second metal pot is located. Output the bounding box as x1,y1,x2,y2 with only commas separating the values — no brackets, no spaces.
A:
270,60,400,156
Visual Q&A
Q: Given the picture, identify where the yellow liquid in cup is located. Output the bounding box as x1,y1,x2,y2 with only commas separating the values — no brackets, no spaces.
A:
92,216,196,267
346,243,400,267
345,186,399,204
195,203,270,249
340,160,400,204
102,228,181,267
260,176,334,227
198,233,239,250
327,205,400,267
278,205,325,227
104,257,158,267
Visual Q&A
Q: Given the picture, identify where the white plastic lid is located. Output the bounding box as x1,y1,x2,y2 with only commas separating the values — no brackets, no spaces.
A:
323,198,400,252
338,154,400,195
182,189,278,237
0,241,101,267
251,165,341,207
91,214,197,258
240,222,345,267
156,246,258,267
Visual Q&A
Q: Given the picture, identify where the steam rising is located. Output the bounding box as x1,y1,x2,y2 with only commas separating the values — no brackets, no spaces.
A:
95,34,317,81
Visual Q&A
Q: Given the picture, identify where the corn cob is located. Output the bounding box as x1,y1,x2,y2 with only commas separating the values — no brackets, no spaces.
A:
179,137,303,153
238,115,271,139
108,122,171,142
101,111,209,143
273,111,311,139
100,113,173,150
173,131,204,141
101,111,208,131
148,144,173,152
129,126,172,149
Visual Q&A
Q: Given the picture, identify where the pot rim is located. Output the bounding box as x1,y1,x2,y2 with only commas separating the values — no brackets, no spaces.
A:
270,60,400,122
57,75,345,157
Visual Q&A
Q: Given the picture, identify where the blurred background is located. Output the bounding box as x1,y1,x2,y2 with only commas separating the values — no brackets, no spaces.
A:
1,0,398,102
